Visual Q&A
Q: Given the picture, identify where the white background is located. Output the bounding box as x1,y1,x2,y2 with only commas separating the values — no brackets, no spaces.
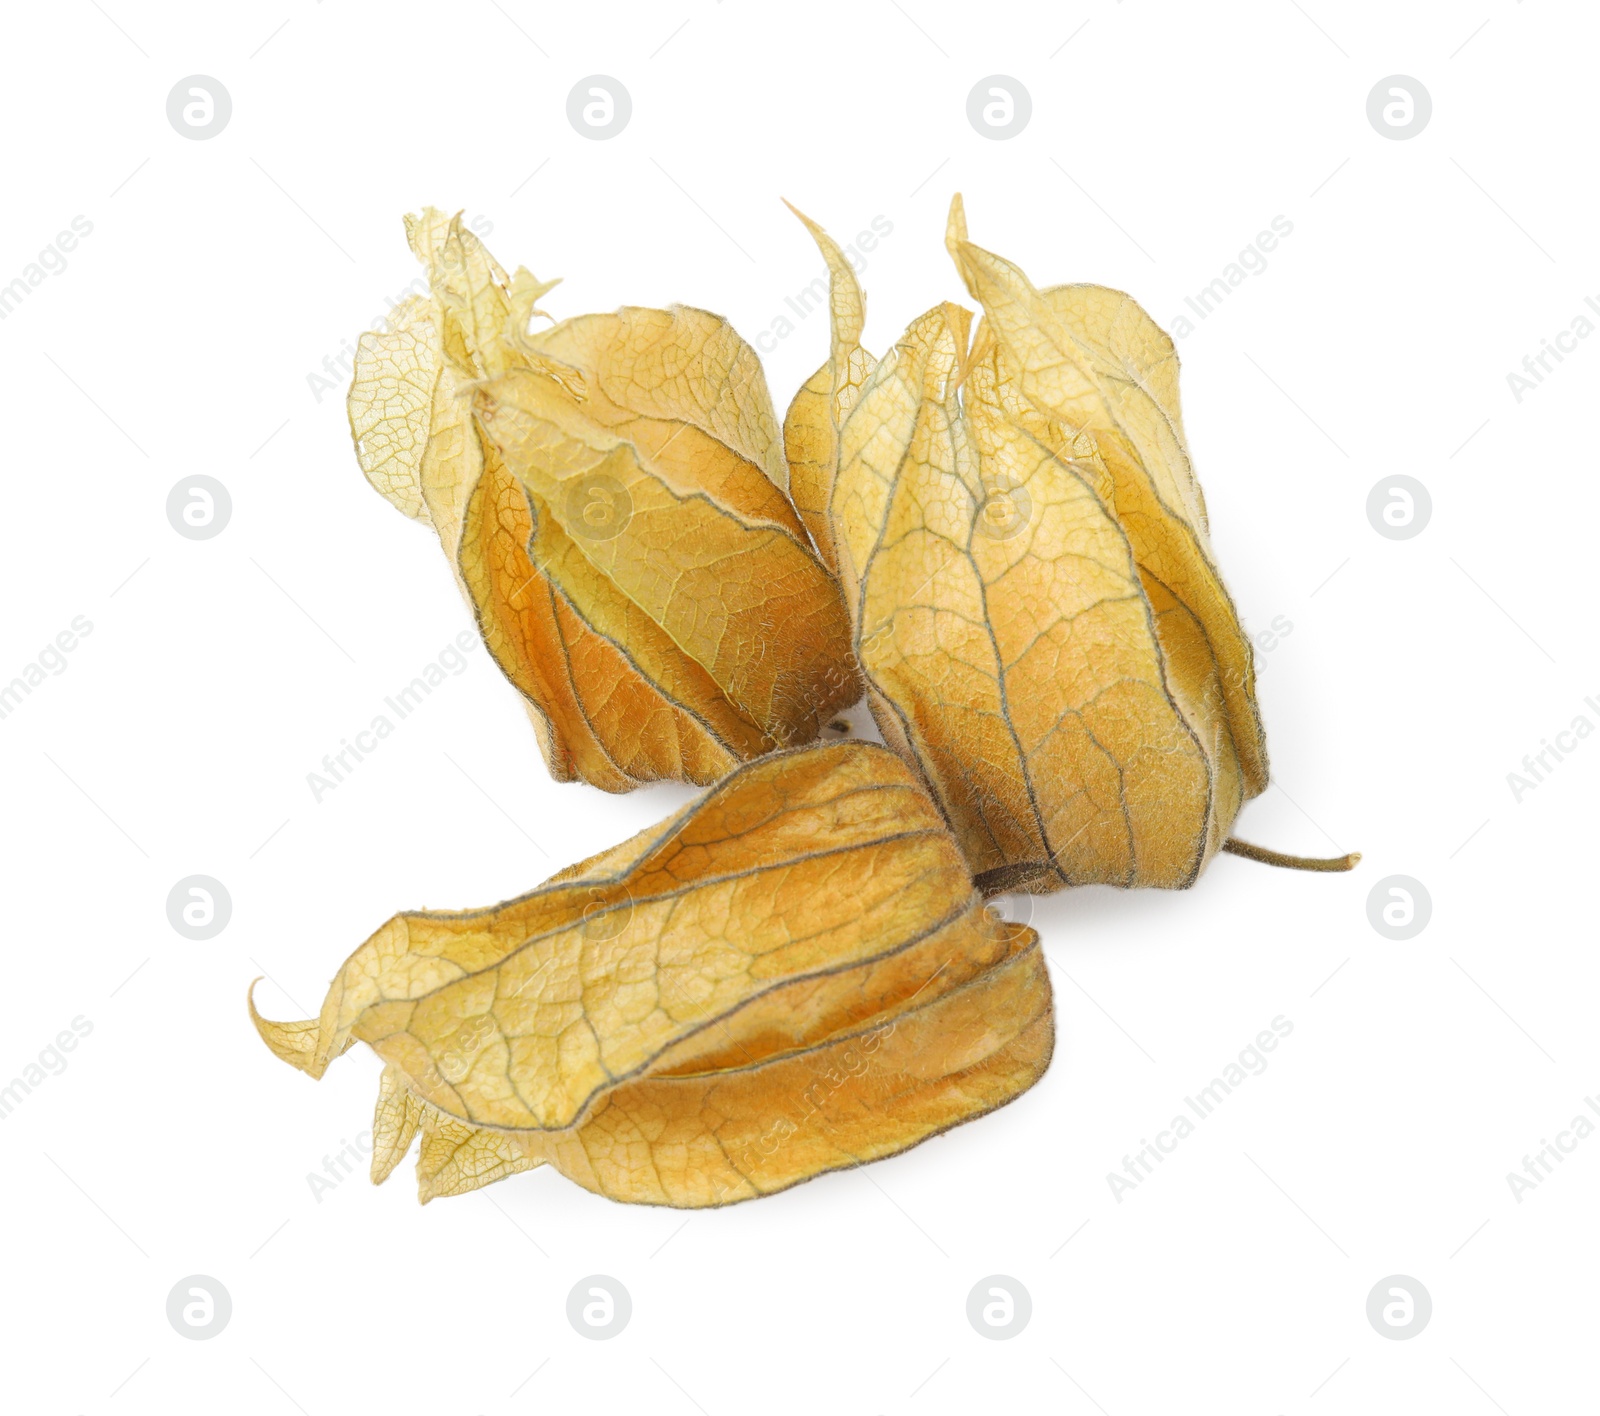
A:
2,1,1595,1411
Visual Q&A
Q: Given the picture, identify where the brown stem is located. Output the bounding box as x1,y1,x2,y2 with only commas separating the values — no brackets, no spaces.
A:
1222,838,1361,873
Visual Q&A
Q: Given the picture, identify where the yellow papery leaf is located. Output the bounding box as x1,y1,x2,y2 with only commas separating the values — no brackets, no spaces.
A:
347,210,862,790
825,197,1288,891
518,303,791,492
473,363,859,763
781,203,878,570
944,196,1268,802
404,206,516,379
251,742,1054,1206
347,294,439,521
